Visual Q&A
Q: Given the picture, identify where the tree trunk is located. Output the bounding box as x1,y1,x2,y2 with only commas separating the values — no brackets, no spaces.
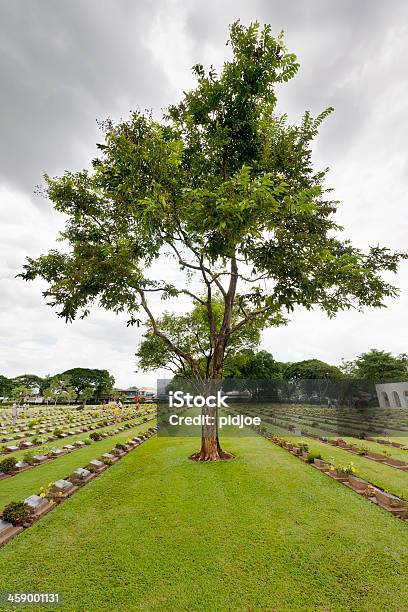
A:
191,434,234,461
190,371,234,462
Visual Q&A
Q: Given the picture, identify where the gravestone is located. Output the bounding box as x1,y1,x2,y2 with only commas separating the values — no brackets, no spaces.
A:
0,519,13,537
24,494,48,511
53,479,74,493
348,476,369,492
88,459,104,471
32,454,47,463
19,441,34,449
72,468,91,479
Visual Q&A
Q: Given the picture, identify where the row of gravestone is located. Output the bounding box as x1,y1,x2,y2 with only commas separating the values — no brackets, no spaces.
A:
0,408,155,456
309,437,408,472
0,415,157,480
0,426,158,547
241,405,408,466
0,407,143,441
254,426,408,523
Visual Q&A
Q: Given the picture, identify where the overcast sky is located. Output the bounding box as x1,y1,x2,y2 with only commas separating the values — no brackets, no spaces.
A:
1,0,407,389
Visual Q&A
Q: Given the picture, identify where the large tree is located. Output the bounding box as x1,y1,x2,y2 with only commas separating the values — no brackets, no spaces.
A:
20,22,406,460
55,368,114,401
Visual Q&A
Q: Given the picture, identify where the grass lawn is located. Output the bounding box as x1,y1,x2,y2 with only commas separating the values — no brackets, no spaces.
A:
1,432,408,611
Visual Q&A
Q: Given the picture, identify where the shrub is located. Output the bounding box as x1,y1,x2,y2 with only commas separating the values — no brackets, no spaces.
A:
306,452,322,464
298,441,309,453
357,444,369,456
89,432,102,441
53,428,63,436
2,501,30,525
84,438,92,445
23,451,36,465
0,457,18,473
358,431,367,440
102,457,113,466
115,443,126,451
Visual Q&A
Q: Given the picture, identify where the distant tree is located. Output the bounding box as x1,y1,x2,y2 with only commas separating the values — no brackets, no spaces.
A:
54,368,114,400
20,22,407,459
284,359,342,380
12,374,45,394
225,350,285,379
43,376,71,405
0,375,15,397
341,349,408,381
59,387,77,404
282,359,342,404
78,386,95,404
10,385,32,403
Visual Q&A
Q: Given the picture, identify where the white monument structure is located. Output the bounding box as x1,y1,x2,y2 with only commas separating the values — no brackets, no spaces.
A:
376,382,408,408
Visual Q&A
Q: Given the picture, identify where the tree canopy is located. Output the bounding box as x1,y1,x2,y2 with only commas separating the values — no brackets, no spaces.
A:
137,296,263,378
12,374,45,394
224,350,285,379
54,368,114,400
284,359,343,380
341,349,408,381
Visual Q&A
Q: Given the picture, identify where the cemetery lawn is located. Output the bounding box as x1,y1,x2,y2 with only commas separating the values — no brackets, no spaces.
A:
0,420,156,508
1,434,408,611
261,423,408,501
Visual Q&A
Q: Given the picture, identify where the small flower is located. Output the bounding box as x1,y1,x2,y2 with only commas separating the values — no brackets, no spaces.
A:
39,492,46,497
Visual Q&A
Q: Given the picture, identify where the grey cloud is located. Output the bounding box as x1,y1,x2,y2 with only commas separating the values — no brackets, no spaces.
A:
183,0,408,160
0,0,170,192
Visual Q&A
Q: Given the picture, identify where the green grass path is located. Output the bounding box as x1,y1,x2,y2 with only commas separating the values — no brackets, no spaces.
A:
1,434,408,611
